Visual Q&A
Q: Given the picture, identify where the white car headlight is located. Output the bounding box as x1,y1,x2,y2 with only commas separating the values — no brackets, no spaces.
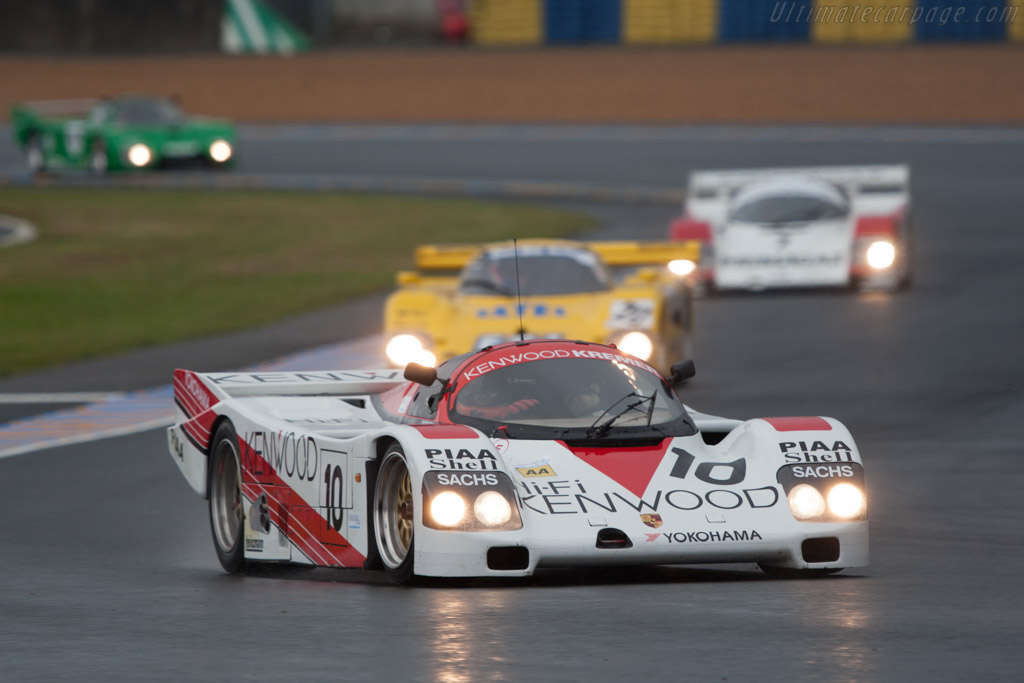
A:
385,334,436,367
668,259,697,277
429,491,466,527
827,483,866,520
788,484,826,520
616,331,653,361
127,143,152,167
209,140,233,163
866,240,896,270
474,491,512,526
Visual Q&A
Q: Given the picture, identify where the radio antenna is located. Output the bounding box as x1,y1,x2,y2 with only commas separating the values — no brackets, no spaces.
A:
514,238,525,341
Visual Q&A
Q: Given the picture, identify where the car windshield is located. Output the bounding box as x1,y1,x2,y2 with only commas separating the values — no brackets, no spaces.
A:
458,246,611,297
730,194,847,224
113,99,184,125
449,356,694,440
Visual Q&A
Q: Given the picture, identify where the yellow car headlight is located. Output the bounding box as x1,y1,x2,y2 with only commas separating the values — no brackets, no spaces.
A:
668,259,697,277
616,331,654,361
385,334,436,367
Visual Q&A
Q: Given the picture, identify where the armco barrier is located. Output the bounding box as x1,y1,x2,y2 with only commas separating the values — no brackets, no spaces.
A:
546,0,621,43
623,0,718,43
470,0,543,44
720,0,811,41
914,0,1007,40
469,0,1022,44
812,0,915,42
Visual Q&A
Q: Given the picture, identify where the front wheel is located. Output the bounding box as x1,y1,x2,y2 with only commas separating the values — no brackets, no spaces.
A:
209,421,245,573
24,133,46,174
373,446,416,584
87,140,108,176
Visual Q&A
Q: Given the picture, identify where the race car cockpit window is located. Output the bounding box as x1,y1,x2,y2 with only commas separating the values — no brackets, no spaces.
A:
458,247,612,297
113,99,184,126
730,194,848,224
397,350,475,422
449,356,695,440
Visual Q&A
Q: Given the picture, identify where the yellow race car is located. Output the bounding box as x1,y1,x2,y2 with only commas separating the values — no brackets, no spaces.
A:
383,239,700,375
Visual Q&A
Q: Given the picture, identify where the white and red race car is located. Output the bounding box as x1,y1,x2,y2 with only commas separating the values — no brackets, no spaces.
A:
168,339,868,583
669,165,911,292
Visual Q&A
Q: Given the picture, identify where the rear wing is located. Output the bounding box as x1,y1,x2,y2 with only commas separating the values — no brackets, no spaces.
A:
587,240,700,267
11,98,98,120
174,369,406,406
404,240,700,282
688,165,909,201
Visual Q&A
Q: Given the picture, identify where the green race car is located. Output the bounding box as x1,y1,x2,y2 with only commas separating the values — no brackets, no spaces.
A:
11,95,237,175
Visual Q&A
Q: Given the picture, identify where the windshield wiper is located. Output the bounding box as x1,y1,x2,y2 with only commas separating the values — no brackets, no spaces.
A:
460,278,514,297
586,392,656,438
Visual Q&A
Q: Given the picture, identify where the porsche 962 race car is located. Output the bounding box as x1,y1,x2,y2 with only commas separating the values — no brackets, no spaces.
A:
384,239,700,376
168,339,869,583
669,165,911,292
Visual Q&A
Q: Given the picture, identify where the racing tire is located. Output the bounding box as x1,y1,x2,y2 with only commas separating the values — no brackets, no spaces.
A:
758,563,842,579
87,140,109,176
373,445,417,584
24,133,46,174
209,421,245,574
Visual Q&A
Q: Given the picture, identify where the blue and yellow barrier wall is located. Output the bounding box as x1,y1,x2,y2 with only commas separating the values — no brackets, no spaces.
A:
468,0,1023,44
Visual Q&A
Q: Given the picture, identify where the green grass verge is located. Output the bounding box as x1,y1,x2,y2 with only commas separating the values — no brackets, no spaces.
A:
0,187,593,377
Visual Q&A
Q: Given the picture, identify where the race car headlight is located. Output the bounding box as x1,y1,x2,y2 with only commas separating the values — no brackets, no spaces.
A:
474,491,512,526
429,491,467,527
788,484,827,521
385,334,436,367
127,143,152,167
616,331,654,361
421,472,522,531
827,483,866,520
866,240,896,270
209,140,233,163
668,259,697,277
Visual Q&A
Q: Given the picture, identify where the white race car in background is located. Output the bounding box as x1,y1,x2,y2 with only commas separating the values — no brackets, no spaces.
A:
669,165,911,292
168,339,868,583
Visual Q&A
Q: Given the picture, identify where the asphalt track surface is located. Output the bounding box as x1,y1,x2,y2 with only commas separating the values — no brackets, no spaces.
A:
2,125,1023,682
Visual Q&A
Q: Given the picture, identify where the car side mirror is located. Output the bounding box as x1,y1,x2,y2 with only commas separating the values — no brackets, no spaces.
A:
405,362,438,386
669,359,696,387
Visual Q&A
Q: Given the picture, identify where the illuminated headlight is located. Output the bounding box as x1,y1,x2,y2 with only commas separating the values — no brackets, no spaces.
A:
385,334,436,367
788,484,826,521
866,240,896,270
421,471,523,531
616,331,653,361
668,259,697,277
827,483,866,520
127,143,152,167
429,491,466,527
474,491,512,526
209,140,233,163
